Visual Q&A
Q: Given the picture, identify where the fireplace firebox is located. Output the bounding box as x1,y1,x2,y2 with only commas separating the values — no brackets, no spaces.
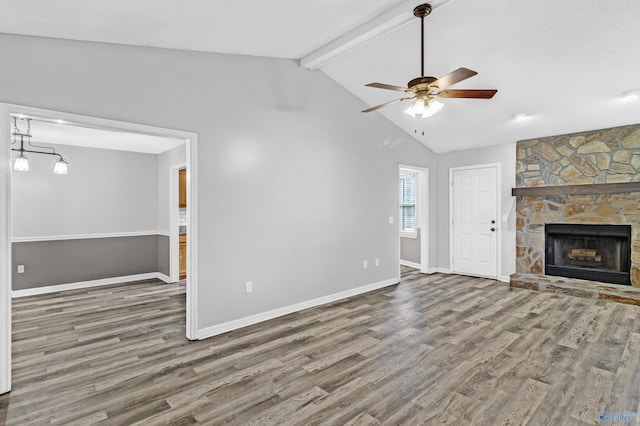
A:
545,224,631,285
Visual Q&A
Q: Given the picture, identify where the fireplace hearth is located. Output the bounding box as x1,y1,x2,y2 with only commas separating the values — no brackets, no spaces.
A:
545,224,631,285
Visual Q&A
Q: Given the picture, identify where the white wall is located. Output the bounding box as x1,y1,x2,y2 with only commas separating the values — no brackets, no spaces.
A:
436,143,517,281
157,144,186,234
11,143,158,238
0,34,438,331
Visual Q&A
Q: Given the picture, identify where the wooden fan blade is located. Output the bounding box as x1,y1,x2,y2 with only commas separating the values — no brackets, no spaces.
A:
437,89,497,99
362,97,414,113
430,67,478,90
365,82,409,93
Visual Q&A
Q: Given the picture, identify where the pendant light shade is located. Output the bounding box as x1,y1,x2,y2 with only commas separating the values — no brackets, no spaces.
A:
54,158,69,175
13,153,30,171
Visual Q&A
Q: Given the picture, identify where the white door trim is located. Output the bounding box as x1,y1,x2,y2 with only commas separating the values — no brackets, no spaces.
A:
449,162,501,280
398,164,429,274
0,103,200,393
0,104,11,394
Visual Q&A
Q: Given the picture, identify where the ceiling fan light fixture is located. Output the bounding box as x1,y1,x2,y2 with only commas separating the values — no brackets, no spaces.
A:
405,97,443,118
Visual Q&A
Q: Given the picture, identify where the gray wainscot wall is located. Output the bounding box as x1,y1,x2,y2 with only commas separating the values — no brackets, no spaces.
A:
12,235,164,290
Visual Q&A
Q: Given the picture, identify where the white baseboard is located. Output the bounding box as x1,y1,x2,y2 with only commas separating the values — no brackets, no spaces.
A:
499,275,511,283
196,277,400,340
436,267,451,274
400,260,422,269
12,272,172,298
427,267,437,274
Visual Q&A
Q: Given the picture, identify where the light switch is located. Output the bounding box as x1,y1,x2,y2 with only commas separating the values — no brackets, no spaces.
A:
389,216,394,224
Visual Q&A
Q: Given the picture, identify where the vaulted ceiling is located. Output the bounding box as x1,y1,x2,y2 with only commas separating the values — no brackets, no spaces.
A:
2,0,640,153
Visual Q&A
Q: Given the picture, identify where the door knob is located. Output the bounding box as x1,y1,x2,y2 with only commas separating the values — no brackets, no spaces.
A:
490,227,496,232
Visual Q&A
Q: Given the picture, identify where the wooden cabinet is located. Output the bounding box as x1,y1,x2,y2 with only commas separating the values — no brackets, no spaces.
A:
179,169,187,208
179,234,187,280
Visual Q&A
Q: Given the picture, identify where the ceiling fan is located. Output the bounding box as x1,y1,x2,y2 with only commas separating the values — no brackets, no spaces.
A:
362,3,497,117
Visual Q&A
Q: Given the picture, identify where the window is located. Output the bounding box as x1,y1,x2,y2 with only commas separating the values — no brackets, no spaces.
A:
400,174,417,237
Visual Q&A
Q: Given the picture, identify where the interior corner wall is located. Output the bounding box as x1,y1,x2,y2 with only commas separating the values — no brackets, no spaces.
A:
157,144,186,234
435,143,517,279
10,143,161,289
0,34,437,330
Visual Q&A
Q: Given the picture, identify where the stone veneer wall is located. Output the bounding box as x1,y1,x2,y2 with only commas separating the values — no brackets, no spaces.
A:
515,123,640,287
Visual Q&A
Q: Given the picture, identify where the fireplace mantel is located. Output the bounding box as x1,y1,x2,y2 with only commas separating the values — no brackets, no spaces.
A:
512,182,640,197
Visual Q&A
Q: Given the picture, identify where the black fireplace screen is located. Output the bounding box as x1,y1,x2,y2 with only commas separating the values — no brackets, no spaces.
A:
545,224,631,285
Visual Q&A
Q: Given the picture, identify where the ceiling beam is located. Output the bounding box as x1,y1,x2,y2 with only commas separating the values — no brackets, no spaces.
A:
299,0,453,71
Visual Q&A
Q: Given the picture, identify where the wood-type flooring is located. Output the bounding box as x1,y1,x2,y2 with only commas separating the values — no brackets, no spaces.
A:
1,267,639,424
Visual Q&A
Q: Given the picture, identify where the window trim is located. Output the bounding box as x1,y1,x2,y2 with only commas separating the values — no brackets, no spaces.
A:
400,173,418,238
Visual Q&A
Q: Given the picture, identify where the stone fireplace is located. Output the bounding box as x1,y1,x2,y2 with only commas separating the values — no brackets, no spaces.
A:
510,123,640,303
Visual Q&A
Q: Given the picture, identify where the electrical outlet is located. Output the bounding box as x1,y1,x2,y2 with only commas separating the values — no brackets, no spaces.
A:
375,258,380,267
388,216,394,224
245,281,253,293
363,260,368,269
17,265,25,274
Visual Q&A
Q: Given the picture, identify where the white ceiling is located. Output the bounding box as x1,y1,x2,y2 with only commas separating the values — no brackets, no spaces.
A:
2,0,640,153
11,117,185,154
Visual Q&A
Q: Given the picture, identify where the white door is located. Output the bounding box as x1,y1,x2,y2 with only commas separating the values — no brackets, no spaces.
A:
451,165,498,278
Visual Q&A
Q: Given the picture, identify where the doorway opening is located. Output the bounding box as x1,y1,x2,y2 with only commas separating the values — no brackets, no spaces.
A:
0,103,199,394
398,165,429,274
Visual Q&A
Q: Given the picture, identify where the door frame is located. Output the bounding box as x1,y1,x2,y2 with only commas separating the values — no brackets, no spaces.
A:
398,164,429,275
449,162,501,280
0,103,200,394
169,163,187,283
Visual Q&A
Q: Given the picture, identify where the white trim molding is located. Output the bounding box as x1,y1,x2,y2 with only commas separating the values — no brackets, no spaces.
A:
197,277,399,340
436,267,451,274
11,272,172,298
185,135,198,341
400,260,422,269
12,231,164,243
0,103,11,394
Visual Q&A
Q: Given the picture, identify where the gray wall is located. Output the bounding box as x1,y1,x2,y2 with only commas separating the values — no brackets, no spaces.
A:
12,143,158,238
12,235,161,290
436,143,517,280
400,228,421,264
0,34,437,329
157,235,170,277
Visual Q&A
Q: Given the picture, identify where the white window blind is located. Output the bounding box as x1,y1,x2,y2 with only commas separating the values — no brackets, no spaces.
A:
400,174,417,236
